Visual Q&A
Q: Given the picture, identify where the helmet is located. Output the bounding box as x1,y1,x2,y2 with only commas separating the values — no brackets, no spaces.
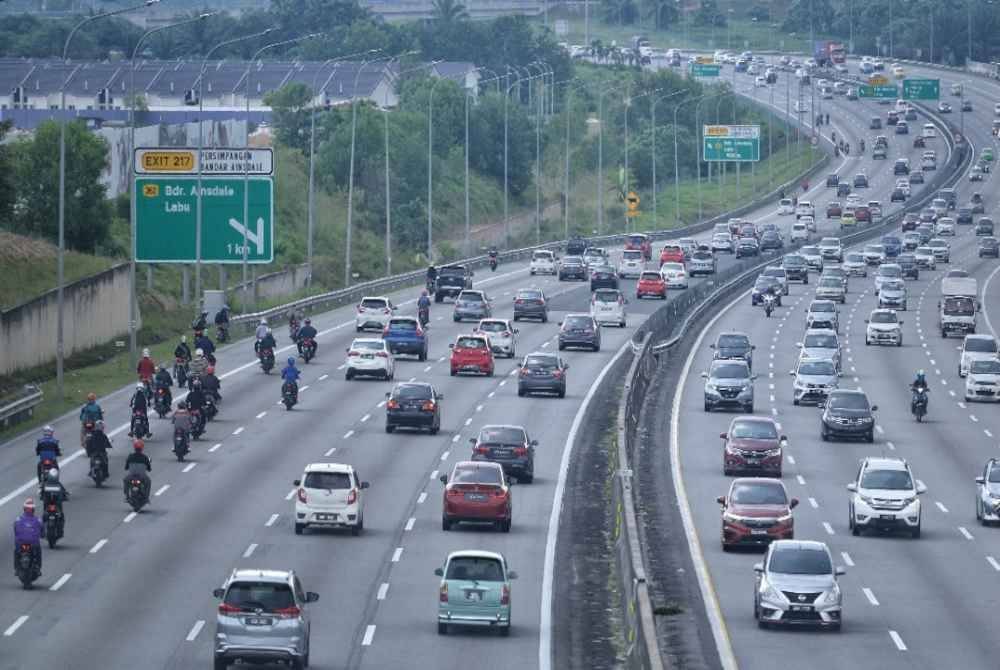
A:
158,363,167,371
142,348,150,357
133,439,144,451
95,420,105,431
46,468,59,483
181,335,187,343
421,289,428,296
177,401,187,410
87,392,97,402
23,498,34,515
287,357,296,366
195,348,204,356
137,383,145,390
917,369,926,378
304,318,311,325
192,379,202,388
42,425,54,438
207,366,215,374
260,318,268,325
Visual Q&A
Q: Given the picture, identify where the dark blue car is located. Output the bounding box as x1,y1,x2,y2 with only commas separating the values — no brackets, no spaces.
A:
383,316,428,361
881,235,902,257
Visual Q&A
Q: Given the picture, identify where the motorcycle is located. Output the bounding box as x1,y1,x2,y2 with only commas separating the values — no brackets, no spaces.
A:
129,409,150,439
289,319,301,342
37,457,58,487
282,381,298,411
154,387,171,419
140,378,153,403
81,420,96,449
418,306,430,328
173,429,190,462
15,543,39,589
911,386,929,422
426,277,437,294
88,450,108,487
174,357,189,388
190,408,205,440
40,494,64,549
300,337,317,363
259,347,275,374
489,254,498,271
126,472,149,513
763,293,777,317
216,323,229,343
203,395,218,422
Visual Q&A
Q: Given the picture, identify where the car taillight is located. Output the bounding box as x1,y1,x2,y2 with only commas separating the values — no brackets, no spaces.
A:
502,331,511,337
348,351,360,357
273,606,302,618
500,585,510,605
376,352,388,358
552,370,563,378
519,368,530,377
357,306,364,313
416,327,423,336
47,504,57,512
514,446,528,457
347,489,357,505
515,299,523,304
218,603,241,614
475,446,490,455
422,401,436,411
383,308,391,315
297,488,307,504
20,544,31,551
387,399,399,409
440,584,449,603
383,327,390,336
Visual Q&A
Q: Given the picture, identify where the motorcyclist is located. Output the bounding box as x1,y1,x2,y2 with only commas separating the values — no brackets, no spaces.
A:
79,392,103,446
36,426,61,483
191,310,208,333
417,290,432,323
171,401,195,443
254,318,269,353
831,130,836,144
910,370,930,412
296,318,318,356
174,335,192,362
188,348,209,386
778,187,785,200
129,383,151,438
202,366,222,403
194,331,215,365
187,379,207,435
123,440,152,500
288,308,304,341
40,468,69,512
281,356,301,402
801,179,809,192
136,348,156,388
860,139,865,153
85,420,112,479
13,498,43,576
154,363,173,407
258,327,276,354
426,264,438,288
214,304,230,331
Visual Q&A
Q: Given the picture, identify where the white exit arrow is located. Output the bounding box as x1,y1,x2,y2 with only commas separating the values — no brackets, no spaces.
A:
228,217,265,256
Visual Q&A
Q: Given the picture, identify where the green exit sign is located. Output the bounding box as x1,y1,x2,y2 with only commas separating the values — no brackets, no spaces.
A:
902,78,940,100
859,84,898,99
690,63,721,77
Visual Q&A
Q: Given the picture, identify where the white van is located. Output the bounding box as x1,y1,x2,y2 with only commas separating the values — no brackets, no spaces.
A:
779,198,795,215
922,123,937,139
791,222,809,243
795,201,815,219
530,249,557,275
591,288,628,328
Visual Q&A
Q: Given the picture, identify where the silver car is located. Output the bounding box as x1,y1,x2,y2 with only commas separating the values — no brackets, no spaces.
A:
805,300,839,332
476,318,518,358
799,245,824,272
976,458,1000,523
702,359,756,413
754,540,845,630
453,290,492,322
842,252,868,277
878,279,907,310
790,357,839,405
928,238,951,263
798,329,841,372
815,276,846,303
213,569,318,669
818,237,843,263
687,250,718,276
874,264,903,293
712,232,735,254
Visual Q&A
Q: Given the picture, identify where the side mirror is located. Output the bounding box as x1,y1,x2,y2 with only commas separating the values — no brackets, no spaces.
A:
899,320,904,325
212,588,225,598
716,495,726,505
346,348,350,353
531,440,539,446
293,479,301,487
790,497,799,508
449,343,455,348
508,570,518,580
437,394,444,400
976,476,986,485
564,363,570,370
916,483,927,494
439,474,448,484
558,322,563,327
719,432,728,439
751,374,759,381
835,566,846,576
709,343,716,349
837,372,844,377
796,342,803,347
871,405,879,412
514,329,520,334
864,319,869,323
780,435,788,443
434,567,444,577
469,437,477,445
753,563,764,574
361,481,371,489
305,592,320,603
751,345,757,350
846,483,857,492
700,372,709,379
385,392,391,399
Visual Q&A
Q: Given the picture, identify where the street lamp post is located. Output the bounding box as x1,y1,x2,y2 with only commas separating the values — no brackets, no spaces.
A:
624,88,661,232
466,73,502,255
597,85,619,234
428,68,465,261
651,90,684,229
503,68,544,247
57,0,157,399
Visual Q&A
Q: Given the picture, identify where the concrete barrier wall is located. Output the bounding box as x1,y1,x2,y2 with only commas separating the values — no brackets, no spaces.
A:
233,264,311,304
1,263,134,375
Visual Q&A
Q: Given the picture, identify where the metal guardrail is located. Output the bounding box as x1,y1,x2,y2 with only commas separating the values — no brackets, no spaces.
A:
0,385,43,429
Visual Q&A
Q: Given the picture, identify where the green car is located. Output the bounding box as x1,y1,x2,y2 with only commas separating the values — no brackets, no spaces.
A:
435,550,517,635
982,147,994,163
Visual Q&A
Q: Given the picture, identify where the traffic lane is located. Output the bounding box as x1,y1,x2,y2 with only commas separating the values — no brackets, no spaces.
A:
355,313,641,670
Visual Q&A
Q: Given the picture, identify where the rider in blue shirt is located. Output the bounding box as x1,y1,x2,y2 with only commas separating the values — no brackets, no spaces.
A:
281,357,301,401
35,426,61,483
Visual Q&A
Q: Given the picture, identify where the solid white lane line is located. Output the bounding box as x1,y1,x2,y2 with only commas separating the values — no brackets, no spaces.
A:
377,583,389,601
430,470,439,480
417,492,427,504
285,488,297,501
452,434,461,443
4,616,29,637
465,418,473,426
360,413,370,423
319,374,328,381
889,630,908,651
362,624,376,646
324,447,337,457
256,411,267,419
124,512,137,523
405,517,415,531
809,497,819,509
300,385,310,392
959,526,975,540
183,463,197,473
988,556,1000,572
154,484,170,497
343,430,354,439
233,427,245,436
936,501,949,513
186,620,206,642
391,547,403,563
89,539,108,554
243,544,257,558
796,474,806,486
822,522,835,535
440,451,450,461
266,514,279,527
50,573,72,592
841,552,854,567
209,443,221,452
862,587,880,606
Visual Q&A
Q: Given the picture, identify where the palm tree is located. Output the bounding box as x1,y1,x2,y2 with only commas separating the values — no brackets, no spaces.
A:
432,0,470,22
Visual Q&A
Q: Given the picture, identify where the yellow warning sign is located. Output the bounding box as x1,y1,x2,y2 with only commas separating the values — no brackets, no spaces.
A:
142,183,160,198
868,75,889,86
626,191,640,210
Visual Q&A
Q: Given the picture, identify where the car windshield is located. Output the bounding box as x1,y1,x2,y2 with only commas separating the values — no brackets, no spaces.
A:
641,271,663,280
304,471,351,490
882,280,904,291
533,251,553,260
870,312,898,324
755,278,778,289
517,290,543,300
784,256,805,266
663,246,682,254
799,360,836,376
828,392,869,410
731,482,787,505
946,297,976,315
801,246,819,256
819,278,841,288
860,469,913,490
972,360,1000,374
730,420,778,439
865,245,884,254
446,556,504,582
456,337,487,349
452,465,503,485
388,319,418,331
394,384,432,400
769,548,832,576
763,268,784,278
692,252,712,260
478,426,526,445
564,316,593,329
712,363,749,379
439,266,466,276
524,355,558,369
224,581,296,612
627,235,646,245
929,240,946,248
459,292,484,303
563,257,583,266
361,298,388,309
804,334,837,348
478,321,507,333
966,338,998,353
879,266,902,277
351,340,383,351
820,238,838,247
846,253,864,263
623,250,643,260
717,335,749,350
714,234,730,241
811,302,835,313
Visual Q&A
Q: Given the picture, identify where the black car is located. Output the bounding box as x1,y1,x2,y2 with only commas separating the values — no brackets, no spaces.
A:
837,182,851,197
962,99,973,112
890,188,906,203
512,288,549,322
470,424,536,483
558,314,601,351
566,235,588,256
915,225,933,244
897,254,919,279
589,266,619,291
826,173,840,187
901,213,919,231
977,218,995,236
820,389,877,442
759,230,783,251
782,254,809,283
957,208,974,225
895,122,909,134
979,237,1000,258
517,352,569,398
751,277,783,306
558,256,587,281
385,382,442,434
904,108,918,121
908,170,924,184
434,264,474,303
853,173,868,188
893,159,910,175
711,332,754,370
736,237,760,258
939,188,957,210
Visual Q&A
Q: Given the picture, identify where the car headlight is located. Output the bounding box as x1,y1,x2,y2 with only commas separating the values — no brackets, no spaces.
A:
763,448,782,457
760,583,786,604
902,496,918,508
723,511,747,524
858,494,874,506
705,383,717,393
774,512,793,523
817,585,841,606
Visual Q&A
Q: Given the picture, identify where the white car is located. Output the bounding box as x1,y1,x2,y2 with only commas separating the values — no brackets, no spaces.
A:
755,76,767,87
711,233,734,254
355,296,395,332
475,318,518,358
927,238,950,263
845,194,862,208
848,456,925,538
799,215,817,232
294,462,369,535
862,244,886,265
659,262,689,288
345,338,395,381
873,264,903,294
922,123,936,139
617,249,646,278
960,334,999,377
914,246,937,270
865,309,903,346
530,249,557,275
795,201,815,219
790,222,809,243
935,217,955,236
995,102,1000,116
965,359,1000,402
591,288,627,327
842,252,868,277
778,198,795,215
678,238,698,256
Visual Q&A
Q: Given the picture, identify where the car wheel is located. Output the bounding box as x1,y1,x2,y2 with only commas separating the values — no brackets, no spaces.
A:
793,398,800,406
821,425,829,441
911,520,921,539
518,388,526,397
558,344,565,351
438,623,449,635
419,350,427,362
429,424,440,436
704,401,711,412
558,387,566,399
345,369,354,380
385,424,395,434
486,366,494,377
453,315,460,322
351,524,361,537
355,326,362,333
295,523,304,535
866,430,874,443
215,656,229,670
442,516,452,531
450,368,456,376
521,472,534,484
865,337,870,346
897,339,902,347
592,344,600,352
500,518,512,533
977,499,984,523
499,625,511,637
620,321,626,328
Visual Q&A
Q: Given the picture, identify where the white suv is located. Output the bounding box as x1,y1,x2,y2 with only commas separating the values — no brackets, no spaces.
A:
530,250,557,275
591,288,627,327
355,296,395,332
960,334,999,377
294,463,369,536
864,309,903,346
617,249,646,278
847,457,926,538
345,338,395,381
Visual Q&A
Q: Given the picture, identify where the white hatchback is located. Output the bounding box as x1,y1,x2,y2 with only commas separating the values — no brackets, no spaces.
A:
790,222,809,243
659,262,688,288
345,338,395,381
294,463,369,535
530,250,557,275
617,249,646,278
960,334,999,378
355,296,395,332
591,288,628,328
475,318,518,358
779,198,795,215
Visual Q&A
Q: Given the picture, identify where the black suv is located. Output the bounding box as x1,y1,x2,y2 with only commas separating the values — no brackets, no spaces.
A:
820,389,877,442
782,254,809,284
893,159,910,175
385,382,442,434
470,424,536,483
826,173,839,187
434,265,474,303
976,217,995,236
566,235,588,256
558,256,587,281
957,207,974,225
853,173,868,188
979,237,999,258
711,332,754,371
897,253,919,279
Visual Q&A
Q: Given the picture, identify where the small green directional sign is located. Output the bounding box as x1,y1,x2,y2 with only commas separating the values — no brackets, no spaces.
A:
902,78,940,100
859,84,898,99
690,63,721,77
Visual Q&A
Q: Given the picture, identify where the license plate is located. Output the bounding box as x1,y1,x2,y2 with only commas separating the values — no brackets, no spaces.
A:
362,354,373,359
246,617,272,626
315,513,337,521
464,493,487,501
465,591,482,601
880,514,896,520
790,605,812,612
750,529,768,536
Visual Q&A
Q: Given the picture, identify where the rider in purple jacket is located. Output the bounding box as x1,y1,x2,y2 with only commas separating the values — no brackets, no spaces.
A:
13,498,43,574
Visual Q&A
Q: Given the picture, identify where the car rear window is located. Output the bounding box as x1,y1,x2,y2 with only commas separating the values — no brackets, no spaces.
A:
524,355,558,369
730,420,778,440
623,250,643,260
730,482,786,505
717,335,749,349
517,290,543,300
564,315,593,329
769,548,832,575
225,582,296,612
640,271,661,280
533,251,553,260
594,289,620,303
456,337,487,349
446,556,504,581
304,471,352,490
563,257,584,266
388,319,418,331
394,384,432,400
799,360,835,376
459,292,484,302
361,298,388,309
439,266,466,276
351,340,383,351
478,426,526,445
811,302,835,312
663,245,682,254
452,465,503,485
804,334,837,348
478,321,507,333
712,362,748,379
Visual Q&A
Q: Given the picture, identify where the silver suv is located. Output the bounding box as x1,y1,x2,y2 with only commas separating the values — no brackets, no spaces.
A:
753,540,845,630
213,569,319,670
702,359,756,413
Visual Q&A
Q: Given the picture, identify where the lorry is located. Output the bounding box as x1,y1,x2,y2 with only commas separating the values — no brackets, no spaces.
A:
813,41,846,67
939,277,979,337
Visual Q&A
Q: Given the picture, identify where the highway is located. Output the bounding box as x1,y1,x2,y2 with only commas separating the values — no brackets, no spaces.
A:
669,57,1000,670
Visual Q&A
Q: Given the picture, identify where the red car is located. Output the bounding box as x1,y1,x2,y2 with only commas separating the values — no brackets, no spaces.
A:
855,206,871,223
717,477,797,550
826,201,842,219
659,244,685,266
440,461,512,532
636,271,667,299
449,334,494,376
625,233,652,260
721,416,785,477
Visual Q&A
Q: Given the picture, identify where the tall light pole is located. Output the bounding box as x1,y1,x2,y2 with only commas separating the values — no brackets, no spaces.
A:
128,11,213,368
197,28,274,309
465,71,501,255
243,33,321,311
428,68,465,262
57,0,157,399
651,90,684,230
597,84,620,234
503,67,543,247
624,88,662,232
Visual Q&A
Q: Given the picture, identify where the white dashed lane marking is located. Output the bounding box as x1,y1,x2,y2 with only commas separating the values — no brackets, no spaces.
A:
185,620,206,642
862,587,880,606
4,615,29,637
391,547,403,563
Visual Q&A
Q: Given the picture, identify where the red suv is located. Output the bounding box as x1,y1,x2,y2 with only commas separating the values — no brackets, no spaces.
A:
659,244,685,266
450,334,495,376
440,461,512,532
721,416,786,477
717,477,797,550
625,233,652,260
826,201,842,219
636,271,667,299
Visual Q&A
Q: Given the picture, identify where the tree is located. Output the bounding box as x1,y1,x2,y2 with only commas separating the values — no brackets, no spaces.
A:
432,0,469,23
693,0,726,27
0,120,14,227
264,82,315,153
781,0,836,34
645,0,679,29
11,121,112,252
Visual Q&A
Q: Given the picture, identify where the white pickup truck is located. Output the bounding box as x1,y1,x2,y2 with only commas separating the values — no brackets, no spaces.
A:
939,277,979,337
